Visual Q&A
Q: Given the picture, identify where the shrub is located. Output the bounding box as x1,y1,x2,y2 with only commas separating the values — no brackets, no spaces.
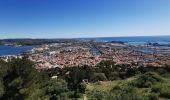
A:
151,85,162,93
109,85,141,100
148,93,159,100
78,82,86,93
159,87,170,98
108,72,120,80
152,84,170,99
88,89,107,100
90,73,107,82
131,72,163,88
44,78,68,99
0,82,4,97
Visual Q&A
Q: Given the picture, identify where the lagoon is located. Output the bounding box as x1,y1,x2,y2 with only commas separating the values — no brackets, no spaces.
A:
0,46,33,56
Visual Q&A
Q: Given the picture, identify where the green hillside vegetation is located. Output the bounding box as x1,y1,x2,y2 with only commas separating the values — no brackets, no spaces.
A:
0,58,170,100
86,73,170,100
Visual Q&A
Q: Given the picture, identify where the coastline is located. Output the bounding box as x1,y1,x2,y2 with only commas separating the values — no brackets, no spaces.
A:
1,36,170,68
0,45,33,57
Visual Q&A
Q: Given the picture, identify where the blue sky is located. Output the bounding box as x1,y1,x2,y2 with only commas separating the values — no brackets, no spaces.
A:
0,0,170,38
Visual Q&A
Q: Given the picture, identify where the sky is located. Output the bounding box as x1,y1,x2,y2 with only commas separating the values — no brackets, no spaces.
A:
0,0,170,39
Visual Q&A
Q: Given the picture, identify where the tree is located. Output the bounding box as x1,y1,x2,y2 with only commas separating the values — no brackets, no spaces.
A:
78,82,86,93
44,78,68,100
95,60,117,80
0,58,48,99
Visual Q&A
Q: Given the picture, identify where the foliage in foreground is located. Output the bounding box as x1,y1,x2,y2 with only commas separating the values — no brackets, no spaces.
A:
0,58,170,100
0,58,81,99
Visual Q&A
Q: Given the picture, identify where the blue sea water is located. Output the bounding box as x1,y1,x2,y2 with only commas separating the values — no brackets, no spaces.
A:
0,46,33,56
78,36,170,54
92,36,170,44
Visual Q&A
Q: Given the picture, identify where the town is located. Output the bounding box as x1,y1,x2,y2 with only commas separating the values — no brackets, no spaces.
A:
23,40,170,69
1,40,170,69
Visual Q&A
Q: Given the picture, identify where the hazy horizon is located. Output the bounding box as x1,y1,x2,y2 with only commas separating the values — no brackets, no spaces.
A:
1,35,170,40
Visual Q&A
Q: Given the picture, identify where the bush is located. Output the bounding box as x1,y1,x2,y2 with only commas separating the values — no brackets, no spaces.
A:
159,87,170,98
108,85,141,100
152,84,170,99
108,72,120,80
78,82,86,93
88,89,107,100
131,72,163,88
148,93,159,100
44,78,68,99
151,85,162,93
91,73,107,82
0,82,4,97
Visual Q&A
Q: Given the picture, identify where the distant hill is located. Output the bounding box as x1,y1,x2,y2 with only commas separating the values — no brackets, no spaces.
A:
0,38,78,46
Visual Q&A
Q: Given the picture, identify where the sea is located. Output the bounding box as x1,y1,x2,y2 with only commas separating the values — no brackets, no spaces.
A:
0,46,33,56
84,36,170,45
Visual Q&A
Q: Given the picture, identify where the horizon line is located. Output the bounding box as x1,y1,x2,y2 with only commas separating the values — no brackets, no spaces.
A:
1,35,170,40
